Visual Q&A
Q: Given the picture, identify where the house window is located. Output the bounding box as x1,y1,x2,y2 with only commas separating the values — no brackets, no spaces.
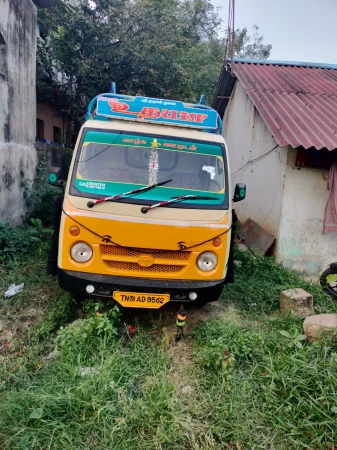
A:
36,119,45,140
53,126,62,144
295,147,337,170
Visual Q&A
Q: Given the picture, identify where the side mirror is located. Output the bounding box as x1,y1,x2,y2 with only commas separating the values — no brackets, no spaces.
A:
233,183,246,202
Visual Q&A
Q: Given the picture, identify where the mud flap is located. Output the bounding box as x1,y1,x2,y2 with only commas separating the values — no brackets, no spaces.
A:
225,209,237,284
46,195,63,276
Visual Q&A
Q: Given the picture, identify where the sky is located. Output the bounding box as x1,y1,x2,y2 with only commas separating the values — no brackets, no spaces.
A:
211,0,337,64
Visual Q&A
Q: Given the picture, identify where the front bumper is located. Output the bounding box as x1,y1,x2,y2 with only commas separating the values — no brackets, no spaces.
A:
58,268,225,303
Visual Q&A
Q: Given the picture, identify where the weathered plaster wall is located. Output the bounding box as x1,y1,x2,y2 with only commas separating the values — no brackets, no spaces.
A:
0,0,37,223
222,82,287,236
277,148,337,275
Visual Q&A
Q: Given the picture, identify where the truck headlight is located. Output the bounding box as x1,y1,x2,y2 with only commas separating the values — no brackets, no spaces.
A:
71,242,93,263
197,252,218,272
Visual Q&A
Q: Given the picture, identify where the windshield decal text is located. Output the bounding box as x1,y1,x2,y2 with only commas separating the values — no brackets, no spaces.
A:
79,181,106,190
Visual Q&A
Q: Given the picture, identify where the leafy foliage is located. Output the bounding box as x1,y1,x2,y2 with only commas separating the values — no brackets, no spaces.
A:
193,320,265,371
222,248,336,315
37,1,272,143
1,242,337,448
23,150,63,226
56,304,121,354
0,217,52,265
0,222,36,264
279,328,307,349
232,25,272,59
192,316,337,448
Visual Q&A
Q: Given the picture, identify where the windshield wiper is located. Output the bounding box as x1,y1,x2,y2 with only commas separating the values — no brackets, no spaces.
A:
141,195,218,214
87,179,172,208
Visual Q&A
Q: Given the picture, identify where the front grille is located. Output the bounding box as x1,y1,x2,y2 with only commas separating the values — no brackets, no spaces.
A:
104,261,184,273
101,245,190,261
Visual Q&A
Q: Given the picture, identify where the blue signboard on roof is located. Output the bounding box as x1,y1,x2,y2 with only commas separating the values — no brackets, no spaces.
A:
96,96,218,130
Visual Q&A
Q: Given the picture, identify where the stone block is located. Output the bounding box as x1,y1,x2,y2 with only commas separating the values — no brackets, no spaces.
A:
303,314,337,340
280,288,314,318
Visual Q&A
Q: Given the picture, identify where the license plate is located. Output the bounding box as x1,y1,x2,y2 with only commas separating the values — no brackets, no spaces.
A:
113,291,170,309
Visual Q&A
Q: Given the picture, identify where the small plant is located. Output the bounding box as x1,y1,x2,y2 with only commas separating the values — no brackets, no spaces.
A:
30,218,53,238
29,218,53,254
229,330,264,360
56,304,121,352
198,337,228,370
279,328,307,349
193,320,265,368
0,222,34,264
20,170,33,207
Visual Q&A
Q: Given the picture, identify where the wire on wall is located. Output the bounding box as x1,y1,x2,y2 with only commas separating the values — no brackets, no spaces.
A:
232,144,279,177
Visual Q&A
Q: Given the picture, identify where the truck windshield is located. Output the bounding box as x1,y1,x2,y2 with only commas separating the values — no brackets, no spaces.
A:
71,129,227,207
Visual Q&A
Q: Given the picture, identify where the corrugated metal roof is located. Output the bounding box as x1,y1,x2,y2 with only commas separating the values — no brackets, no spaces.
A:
213,59,337,151
212,65,236,119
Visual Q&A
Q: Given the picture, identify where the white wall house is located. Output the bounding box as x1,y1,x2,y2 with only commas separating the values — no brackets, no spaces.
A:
213,59,337,276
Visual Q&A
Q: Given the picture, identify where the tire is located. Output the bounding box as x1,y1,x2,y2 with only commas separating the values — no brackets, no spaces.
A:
320,267,337,298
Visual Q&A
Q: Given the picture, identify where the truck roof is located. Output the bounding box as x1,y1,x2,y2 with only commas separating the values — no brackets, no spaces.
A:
86,88,222,135
82,119,226,144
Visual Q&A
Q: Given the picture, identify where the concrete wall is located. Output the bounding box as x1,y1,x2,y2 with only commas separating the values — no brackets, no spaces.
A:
222,83,287,236
37,101,65,143
277,148,337,275
0,0,37,223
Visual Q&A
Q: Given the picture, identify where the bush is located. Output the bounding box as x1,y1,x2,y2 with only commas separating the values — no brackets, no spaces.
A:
0,222,35,264
0,219,52,265
222,248,336,314
21,152,61,226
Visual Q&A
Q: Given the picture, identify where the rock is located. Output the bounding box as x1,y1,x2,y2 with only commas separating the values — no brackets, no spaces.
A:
234,260,242,267
0,330,14,343
79,367,100,377
181,385,194,395
303,314,337,340
240,218,275,255
42,350,59,363
280,288,314,318
237,243,248,252
25,308,44,317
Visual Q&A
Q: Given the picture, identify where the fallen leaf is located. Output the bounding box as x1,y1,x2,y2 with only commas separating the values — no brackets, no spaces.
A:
236,442,242,450
29,408,43,419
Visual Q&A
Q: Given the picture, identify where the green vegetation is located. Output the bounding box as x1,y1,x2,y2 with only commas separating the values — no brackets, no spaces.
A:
37,0,272,146
1,246,337,449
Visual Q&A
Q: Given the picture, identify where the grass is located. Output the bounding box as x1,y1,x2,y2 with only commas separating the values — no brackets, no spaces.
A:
1,248,337,449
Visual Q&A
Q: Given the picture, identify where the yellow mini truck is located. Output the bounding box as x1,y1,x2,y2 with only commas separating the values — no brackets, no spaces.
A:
49,86,246,308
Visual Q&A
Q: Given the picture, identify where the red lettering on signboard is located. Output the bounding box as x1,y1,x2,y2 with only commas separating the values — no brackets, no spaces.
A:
189,113,208,123
108,100,130,112
105,101,210,125
161,109,179,120
138,107,161,120
179,112,191,121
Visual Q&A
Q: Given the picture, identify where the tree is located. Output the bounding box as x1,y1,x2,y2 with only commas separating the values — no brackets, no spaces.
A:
37,0,222,144
37,2,271,144
231,25,272,59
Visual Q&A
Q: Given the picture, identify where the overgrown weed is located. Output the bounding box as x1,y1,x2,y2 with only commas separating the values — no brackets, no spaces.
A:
222,248,336,315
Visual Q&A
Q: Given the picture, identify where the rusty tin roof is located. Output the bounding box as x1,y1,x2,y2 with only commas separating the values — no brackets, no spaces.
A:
213,59,337,150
